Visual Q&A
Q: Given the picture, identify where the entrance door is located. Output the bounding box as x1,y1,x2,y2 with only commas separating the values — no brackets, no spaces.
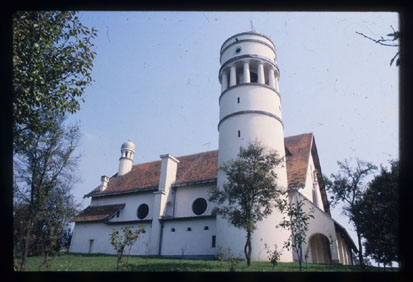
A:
309,234,332,264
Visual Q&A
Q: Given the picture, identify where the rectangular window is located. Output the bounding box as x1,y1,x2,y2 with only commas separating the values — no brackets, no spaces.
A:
237,97,240,103
238,130,240,138
212,235,216,248
88,239,94,254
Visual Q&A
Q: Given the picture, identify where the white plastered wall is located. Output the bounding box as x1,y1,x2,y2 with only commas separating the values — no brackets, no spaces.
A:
300,152,325,211
174,184,216,218
295,193,340,264
91,192,154,222
69,221,152,255
161,218,216,256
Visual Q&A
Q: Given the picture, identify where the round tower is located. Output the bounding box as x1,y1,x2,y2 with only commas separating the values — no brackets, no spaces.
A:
216,32,292,261
118,140,135,176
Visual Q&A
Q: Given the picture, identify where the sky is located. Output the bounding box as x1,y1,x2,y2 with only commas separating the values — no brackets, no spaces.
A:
67,11,399,261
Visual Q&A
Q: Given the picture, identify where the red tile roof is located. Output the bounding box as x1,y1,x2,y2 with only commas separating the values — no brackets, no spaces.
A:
72,204,125,222
85,133,329,214
284,133,314,188
86,150,218,198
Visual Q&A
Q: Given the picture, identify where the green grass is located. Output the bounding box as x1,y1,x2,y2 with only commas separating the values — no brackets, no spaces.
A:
18,253,398,272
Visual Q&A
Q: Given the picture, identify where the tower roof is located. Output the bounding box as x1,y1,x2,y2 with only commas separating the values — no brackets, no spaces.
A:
121,140,135,152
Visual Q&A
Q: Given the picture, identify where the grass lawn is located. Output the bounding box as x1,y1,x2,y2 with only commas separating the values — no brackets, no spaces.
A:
17,253,399,272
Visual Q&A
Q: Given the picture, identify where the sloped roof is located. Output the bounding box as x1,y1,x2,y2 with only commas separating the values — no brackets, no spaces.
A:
86,150,218,198
72,204,125,223
86,133,321,202
284,133,313,188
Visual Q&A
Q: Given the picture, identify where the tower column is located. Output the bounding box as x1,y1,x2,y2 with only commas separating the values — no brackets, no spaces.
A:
275,76,280,92
230,65,236,87
268,68,275,88
243,62,250,83
221,71,228,92
257,63,265,84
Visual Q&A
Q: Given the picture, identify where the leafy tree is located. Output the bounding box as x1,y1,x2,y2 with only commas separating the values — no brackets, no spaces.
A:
12,11,97,153
209,142,284,266
354,160,399,267
276,190,314,272
13,115,80,271
324,158,377,268
31,180,79,269
110,225,145,271
356,26,400,66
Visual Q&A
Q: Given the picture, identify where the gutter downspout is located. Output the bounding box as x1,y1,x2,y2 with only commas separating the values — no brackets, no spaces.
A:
172,186,177,217
158,221,164,256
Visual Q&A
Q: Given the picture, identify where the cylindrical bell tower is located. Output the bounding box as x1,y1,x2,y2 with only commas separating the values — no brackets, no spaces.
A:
216,32,292,261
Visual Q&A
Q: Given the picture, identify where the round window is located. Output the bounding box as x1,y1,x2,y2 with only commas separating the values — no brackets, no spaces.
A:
137,204,149,219
235,47,241,53
192,198,207,215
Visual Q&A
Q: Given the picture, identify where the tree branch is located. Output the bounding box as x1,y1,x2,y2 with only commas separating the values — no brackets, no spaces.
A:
356,31,399,47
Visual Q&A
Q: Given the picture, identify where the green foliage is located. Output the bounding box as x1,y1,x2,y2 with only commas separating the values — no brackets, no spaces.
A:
110,225,145,271
354,160,399,267
13,115,81,271
264,243,281,270
276,191,315,272
216,246,242,272
12,11,97,152
324,158,377,268
209,142,284,266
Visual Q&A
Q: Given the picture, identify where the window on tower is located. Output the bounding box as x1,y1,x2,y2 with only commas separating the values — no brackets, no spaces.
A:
250,71,258,83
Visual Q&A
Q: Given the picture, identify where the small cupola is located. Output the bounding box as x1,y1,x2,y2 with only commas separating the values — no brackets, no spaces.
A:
118,140,135,176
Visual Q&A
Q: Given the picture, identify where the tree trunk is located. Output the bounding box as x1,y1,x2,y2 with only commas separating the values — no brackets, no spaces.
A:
39,251,49,270
20,218,33,271
244,231,252,266
356,231,364,268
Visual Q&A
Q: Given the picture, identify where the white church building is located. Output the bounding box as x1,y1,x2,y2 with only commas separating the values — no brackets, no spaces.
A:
69,31,357,265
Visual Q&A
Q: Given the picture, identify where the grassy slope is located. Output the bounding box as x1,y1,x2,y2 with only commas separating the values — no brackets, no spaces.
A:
20,253,396,272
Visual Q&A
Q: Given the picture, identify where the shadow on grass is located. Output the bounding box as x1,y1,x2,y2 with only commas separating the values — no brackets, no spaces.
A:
126,261,220,272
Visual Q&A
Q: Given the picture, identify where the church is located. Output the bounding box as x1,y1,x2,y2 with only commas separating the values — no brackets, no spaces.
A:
69,31,357,265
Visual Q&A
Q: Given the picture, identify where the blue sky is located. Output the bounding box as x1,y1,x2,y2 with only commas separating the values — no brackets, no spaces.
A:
68,11,399,256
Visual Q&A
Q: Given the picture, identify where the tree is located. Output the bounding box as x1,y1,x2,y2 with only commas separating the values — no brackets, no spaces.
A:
13,115,80,271
31,180,79,269
12,11,97,153
110,225,145,271
356,26,400,66
324,158,377,268
276,189,315,272
264,243,281,271
209,142,284,266
354,160,399,267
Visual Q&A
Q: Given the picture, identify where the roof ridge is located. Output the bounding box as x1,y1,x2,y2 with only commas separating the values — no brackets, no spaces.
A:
285,132,313,139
